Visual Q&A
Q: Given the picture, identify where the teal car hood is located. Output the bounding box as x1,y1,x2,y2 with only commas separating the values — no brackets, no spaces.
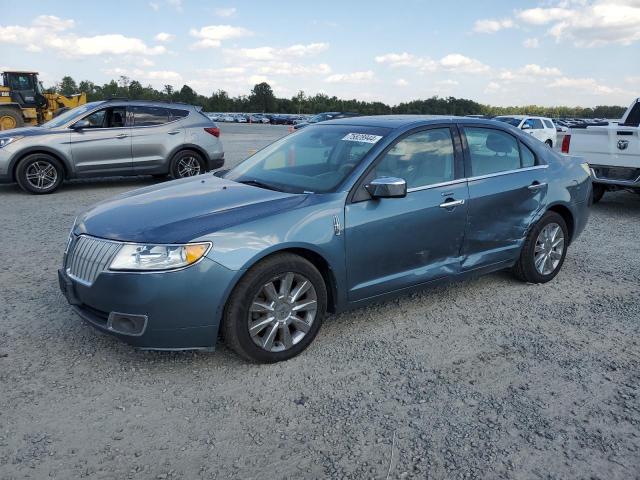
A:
75,175,306,243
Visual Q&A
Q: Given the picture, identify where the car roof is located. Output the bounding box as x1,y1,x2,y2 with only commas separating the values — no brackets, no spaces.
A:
495,114,552,120
102,99,198,110
322,114,470,129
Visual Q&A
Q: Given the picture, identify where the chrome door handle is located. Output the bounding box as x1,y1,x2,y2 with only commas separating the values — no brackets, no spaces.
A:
528,182,547,190
439,199,465,208
115,133,128,139
167,130,181,135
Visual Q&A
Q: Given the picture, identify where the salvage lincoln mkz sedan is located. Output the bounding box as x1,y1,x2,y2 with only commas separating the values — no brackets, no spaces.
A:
59,116,591,362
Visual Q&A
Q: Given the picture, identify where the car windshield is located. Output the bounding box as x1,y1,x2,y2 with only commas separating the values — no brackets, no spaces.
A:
40,102,104,129
223,124,390,193
494,117,522,127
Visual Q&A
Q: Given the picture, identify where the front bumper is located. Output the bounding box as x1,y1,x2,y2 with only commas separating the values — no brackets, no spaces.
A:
58,257,239,350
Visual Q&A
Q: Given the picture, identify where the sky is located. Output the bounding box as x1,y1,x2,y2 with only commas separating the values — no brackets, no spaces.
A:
0,0,638,107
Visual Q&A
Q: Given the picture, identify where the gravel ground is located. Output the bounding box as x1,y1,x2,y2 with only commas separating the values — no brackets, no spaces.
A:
1,123,639,479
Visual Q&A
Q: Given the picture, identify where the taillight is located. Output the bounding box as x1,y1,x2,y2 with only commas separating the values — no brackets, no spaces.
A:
561,134,571,153
204,127,220,138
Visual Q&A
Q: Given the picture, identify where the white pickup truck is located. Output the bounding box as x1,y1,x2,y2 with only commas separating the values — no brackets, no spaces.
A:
560,98,639,203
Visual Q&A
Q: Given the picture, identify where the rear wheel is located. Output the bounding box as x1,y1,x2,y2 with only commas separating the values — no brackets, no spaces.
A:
222,253,327,363
513,211,568,283
545,139,553,148
170,150,205,179
591,184,605,204
15,153,64,194
0,107,24,131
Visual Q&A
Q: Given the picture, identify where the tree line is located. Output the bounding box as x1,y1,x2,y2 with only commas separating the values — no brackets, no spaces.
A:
50,75,628,119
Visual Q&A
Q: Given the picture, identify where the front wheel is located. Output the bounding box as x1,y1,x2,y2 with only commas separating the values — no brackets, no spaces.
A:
170,150,205,179
15,154,64,194
512,212,568,283
222,253,327,363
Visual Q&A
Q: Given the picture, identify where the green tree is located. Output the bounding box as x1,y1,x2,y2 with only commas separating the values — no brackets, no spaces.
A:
59,76,78,96
249,82,277,113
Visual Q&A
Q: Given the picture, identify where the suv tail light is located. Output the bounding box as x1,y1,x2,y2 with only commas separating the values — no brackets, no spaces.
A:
204,127,220,138
561,134,571,153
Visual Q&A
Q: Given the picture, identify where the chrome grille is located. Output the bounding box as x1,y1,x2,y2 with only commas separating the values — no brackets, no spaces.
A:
65,235,122,285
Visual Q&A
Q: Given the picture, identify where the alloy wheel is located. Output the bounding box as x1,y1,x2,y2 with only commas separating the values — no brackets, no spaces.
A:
177,156,201,177
248,272,318,352
25,160,58,191
534,222,565,275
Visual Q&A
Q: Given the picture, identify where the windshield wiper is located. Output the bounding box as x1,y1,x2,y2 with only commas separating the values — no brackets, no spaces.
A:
236,179,283,192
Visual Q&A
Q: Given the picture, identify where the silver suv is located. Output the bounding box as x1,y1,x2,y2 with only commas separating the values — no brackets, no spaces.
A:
0,100,224,194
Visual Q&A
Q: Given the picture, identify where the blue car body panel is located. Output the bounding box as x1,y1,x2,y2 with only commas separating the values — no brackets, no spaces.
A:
61,115,591,350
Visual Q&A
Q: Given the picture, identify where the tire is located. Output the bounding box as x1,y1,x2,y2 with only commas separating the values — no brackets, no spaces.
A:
545,139,553,148
0,107,24,131
591,184,605,204
170,150,205,179
15,153,64,194
222,253,327,363
512,211,569,284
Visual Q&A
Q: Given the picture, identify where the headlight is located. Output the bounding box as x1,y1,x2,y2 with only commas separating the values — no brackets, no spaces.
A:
109,242,211,271
0,136,22,148
580,162,592,176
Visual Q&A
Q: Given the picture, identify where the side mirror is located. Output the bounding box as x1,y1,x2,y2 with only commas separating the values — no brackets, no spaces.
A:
365,177,407,199
521,124,531,130
71,119,91,130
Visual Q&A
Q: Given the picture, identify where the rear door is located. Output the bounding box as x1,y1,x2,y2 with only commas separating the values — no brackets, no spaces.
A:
69,105,133,176
131,105,186,174
523,118,546,142
460,125,548,270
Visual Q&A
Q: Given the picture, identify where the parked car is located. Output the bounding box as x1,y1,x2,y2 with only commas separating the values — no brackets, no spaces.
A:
222,114,235,122
0,100,224,194
493,115,557,147
560,97,639,203
59,115,591,362
293,111,359,130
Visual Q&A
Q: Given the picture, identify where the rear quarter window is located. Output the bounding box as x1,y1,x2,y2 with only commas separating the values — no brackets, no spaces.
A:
543,119,554,129
170,109,189,121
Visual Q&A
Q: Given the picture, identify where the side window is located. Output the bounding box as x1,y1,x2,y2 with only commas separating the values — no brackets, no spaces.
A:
133,106,170,126
169,108,189,121
528,118,544,129
81,107,126,128
83,109,107,128
372,128,455,189
520,142,536,168
464,127,521,176
543,119,554,129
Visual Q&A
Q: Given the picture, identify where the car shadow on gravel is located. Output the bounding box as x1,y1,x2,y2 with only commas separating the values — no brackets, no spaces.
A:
0,176,164,196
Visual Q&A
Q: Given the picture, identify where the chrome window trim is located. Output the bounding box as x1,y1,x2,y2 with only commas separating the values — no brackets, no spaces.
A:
466,164,548,182
406,178,466,193
405,165,549,193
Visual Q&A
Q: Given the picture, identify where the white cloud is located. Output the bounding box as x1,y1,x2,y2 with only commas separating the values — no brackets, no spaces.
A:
214,7,237,17
517,1,640,47
229,42,329,61
549,76,617,94
189,25,252,48
0,16,166,57
473,18,514,33
395,78,409,87
104,67,183,84
519,64,562,77
523,37,540,48
149,2,159,11
167,0,183,12
325,71,374,84
376,52,489,74
154,32,174,42
516,7,573,25
257,63,332,76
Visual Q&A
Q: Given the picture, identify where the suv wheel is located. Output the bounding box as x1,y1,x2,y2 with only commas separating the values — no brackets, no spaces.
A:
222,253,327,363
545,139,553,148
512,211,568,284
15,154,64,194
171,151,205,179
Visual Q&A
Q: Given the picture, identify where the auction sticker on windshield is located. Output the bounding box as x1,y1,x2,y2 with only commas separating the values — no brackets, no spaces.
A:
342,133,383,144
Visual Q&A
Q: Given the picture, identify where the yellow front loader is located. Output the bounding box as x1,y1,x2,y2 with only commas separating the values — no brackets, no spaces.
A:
0,71,86,130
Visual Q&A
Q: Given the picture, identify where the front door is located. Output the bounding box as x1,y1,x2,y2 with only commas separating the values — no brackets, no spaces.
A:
345,126,468,301
460,125,547,270
69,106,132,176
